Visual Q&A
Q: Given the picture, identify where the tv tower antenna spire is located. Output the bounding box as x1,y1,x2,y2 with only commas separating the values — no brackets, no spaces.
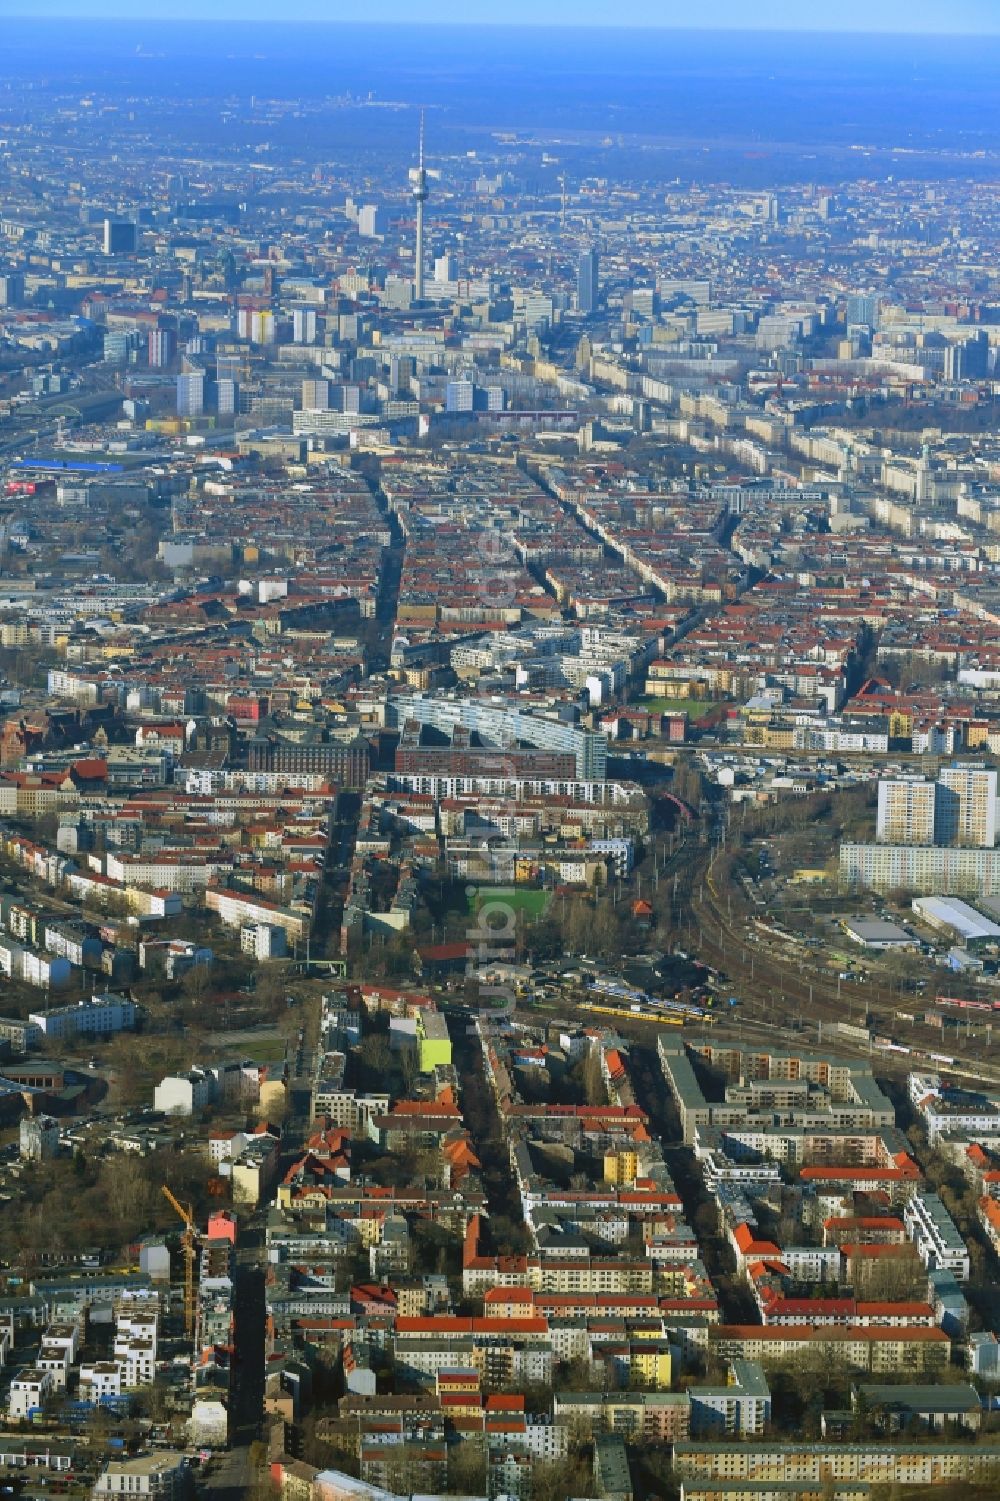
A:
412,108,429,303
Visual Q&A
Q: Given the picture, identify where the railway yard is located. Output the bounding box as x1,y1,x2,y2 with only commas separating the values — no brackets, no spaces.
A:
507,806,1000,1096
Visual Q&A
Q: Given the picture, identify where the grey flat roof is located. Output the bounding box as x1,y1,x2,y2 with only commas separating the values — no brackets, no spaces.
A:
855,1382,980,1412
843,917,914,943
729,1358,771,1397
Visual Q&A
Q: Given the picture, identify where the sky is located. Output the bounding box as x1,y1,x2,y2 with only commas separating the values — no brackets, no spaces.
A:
1,0,999,31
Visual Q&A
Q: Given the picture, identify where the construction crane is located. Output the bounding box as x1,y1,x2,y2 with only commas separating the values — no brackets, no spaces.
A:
161,1185,199,1341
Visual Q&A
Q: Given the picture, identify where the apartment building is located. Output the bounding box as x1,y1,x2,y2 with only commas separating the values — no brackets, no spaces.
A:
876,777,936,845
553,1389,691,1443
709,1324,951,1376
8,1369,54,1421
688,1360,771,1437
840,841,1000,894
28,994,136,1040
93,1453,190,1501
937,763,998,848
80,1362,123,1402
672,1441,1000,1488
389,693,608,780
904,1192,971,1280
204,887,308,945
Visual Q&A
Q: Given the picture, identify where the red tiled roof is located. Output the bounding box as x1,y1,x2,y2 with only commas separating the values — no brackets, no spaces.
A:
396,1316,547,1335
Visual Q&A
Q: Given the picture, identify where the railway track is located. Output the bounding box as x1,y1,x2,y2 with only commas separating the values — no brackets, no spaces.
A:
665,840,1000,1086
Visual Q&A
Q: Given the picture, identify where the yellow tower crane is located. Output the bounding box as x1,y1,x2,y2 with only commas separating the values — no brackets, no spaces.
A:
161,1185,199,1341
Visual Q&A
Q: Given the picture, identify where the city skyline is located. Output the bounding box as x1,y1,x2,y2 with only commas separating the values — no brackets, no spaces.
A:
4,0,1000,34
4,0,1000,1491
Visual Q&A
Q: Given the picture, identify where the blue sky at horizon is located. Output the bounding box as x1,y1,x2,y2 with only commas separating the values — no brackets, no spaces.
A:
1,0,999,31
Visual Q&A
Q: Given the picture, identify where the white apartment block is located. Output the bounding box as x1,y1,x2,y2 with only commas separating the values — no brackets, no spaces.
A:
240,922,287,960
116,1310,158,1350
113,1306,158,1390
114,1337,156,1388
80,1362,123,1401
28,994,136,1040
904,1191,971,1280
908,1072,1000,1145
840,842,1000,895
689,1360,771,1437
104,853,224,892
205,887,307,944
208,1130,248,1169
8,1369,54,1420
154,1070,213,1116
0,938,72,990
36,1345,71,1391
93,1453,189,1501
778,1246,841,1283
40,1322,80,1361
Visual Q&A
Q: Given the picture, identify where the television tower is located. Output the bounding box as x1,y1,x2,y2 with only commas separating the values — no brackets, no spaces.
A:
412,110,429,303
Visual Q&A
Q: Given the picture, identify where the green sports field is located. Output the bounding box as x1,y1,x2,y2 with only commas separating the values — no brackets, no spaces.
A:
466,887,550,918
640,696,722,720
